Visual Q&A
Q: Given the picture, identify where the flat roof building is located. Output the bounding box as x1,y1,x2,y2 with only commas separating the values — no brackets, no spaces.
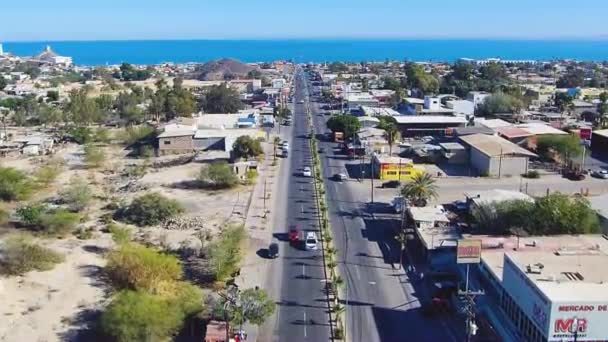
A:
459,134,537,177
476,234,608,342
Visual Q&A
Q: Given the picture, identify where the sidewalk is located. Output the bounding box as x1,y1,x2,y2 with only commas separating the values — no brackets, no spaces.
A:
234,134,284,341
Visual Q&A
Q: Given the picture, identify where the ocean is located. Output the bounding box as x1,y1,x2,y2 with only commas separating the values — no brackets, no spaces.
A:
3,39,608,66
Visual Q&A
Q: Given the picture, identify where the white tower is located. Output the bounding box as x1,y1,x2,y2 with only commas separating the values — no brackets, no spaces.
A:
0,43,4,56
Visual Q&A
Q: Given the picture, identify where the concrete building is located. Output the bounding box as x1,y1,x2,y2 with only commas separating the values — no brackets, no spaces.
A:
271,78,287,89
591,129,608,155
393,115,468,137
439,142,468,164
357,116,380,128
157,129,196,155
346,93,379,110
360,106,401,117
404,96,455,116
33,45,72,66
459,134,537,177
477,234,608,342
445,99,475,116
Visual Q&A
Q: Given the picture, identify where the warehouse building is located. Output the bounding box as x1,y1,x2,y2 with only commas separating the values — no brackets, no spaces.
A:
459,134,537,177
591,129,608,155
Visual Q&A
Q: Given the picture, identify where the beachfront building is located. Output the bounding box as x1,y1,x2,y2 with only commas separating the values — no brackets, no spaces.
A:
371,155,424,181
33,45,72,66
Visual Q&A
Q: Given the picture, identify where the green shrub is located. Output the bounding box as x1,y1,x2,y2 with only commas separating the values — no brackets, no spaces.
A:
198,161,239,189
138,145,154,159
33,159,64,187
93,128,111,144
108,222,131,245
523,170,540,179
119,192,184,226
243,169,258,185
207,224,245,282
39,209,80,236
59,176,93,212
83,143,106,168
105,243,183,294
16,203,47,226
116,125,156,146
68,126,93,144
75,227,95,240
98,290,190,342
0,234,64,275
0,167,34,201
232,135,263,160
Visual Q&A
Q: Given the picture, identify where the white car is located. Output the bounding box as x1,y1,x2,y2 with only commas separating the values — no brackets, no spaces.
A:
280,141,289,149
304,232,318,250
592,170,608,179
302,167,312,177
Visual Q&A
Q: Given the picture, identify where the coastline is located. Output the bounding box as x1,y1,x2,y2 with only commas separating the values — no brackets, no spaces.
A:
3,38,608,65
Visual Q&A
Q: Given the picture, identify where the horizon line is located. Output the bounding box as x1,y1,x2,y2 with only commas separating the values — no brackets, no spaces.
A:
3,35,608,44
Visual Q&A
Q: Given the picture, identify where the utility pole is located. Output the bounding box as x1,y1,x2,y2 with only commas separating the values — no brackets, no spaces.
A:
498,147,503,179
457,240,484,342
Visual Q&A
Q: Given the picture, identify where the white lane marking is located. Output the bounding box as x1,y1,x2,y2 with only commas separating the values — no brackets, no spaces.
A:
303,311,307,337
302,263,306,278
301,205,304,214
369,281,376,285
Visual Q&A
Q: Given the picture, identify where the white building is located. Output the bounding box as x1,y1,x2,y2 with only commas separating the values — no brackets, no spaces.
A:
467,91,491,108
478,235,608,342
34,45,73,66
446,99,475,116
346,93,379,110
271,78,287,89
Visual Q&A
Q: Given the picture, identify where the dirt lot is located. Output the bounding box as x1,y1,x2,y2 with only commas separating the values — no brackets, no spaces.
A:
0,143,253,341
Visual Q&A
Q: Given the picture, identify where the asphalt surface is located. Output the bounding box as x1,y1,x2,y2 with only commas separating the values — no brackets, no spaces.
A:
306,74,467,341
259,68,331,342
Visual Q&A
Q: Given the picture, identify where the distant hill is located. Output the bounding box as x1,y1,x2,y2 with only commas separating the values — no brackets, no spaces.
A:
195,58,254,81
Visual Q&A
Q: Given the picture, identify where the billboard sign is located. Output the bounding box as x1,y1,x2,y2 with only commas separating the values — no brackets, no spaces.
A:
456,239,481,264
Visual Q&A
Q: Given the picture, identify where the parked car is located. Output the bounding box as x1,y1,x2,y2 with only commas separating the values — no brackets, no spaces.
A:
280,141,289,149
332,173,347,182
566,170,585,181
592,170,608,179
268,242,279,258
318,147,325,154
304,232,318,250
381,180,401,188
298,100,305,104
302,167,312,177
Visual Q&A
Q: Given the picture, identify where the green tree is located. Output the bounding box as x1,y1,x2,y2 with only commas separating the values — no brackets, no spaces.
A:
536,135,583,164
326,115,361,139
598,92,608,128
16,203,47,226
377,116,399,155
556,69,585,88
405,63,439,95
328,62,349,73
0,75,7,91
0,167,34,201
554,92,574,116
200,84,243,113
211,286,275,341
531,193,599,235
99,290,191,342
66,88,103,125
207,224,246,282
400,173,438,207
120,192,184,226
59,176,93,212
232,135,263,160
118,63,153,81
479,62,507,82
37,104,64,126
476,92,524,116
198,161,239,189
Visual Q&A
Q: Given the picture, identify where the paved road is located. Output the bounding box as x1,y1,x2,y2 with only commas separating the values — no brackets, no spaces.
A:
306,74,465,341
259,68,331,342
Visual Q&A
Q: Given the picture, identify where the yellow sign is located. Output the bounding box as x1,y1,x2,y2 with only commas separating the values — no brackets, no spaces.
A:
457,239,482,264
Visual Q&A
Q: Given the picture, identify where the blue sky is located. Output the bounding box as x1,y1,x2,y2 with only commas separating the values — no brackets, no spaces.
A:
2,0,608,41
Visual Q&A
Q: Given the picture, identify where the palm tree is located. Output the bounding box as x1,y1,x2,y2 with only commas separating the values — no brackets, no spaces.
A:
383,124,400,156
394,230,408,270
273,136,281,161
400,172,438,207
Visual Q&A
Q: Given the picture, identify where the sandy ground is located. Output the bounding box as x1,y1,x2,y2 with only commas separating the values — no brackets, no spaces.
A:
0,236,113,342
0,147,253,341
